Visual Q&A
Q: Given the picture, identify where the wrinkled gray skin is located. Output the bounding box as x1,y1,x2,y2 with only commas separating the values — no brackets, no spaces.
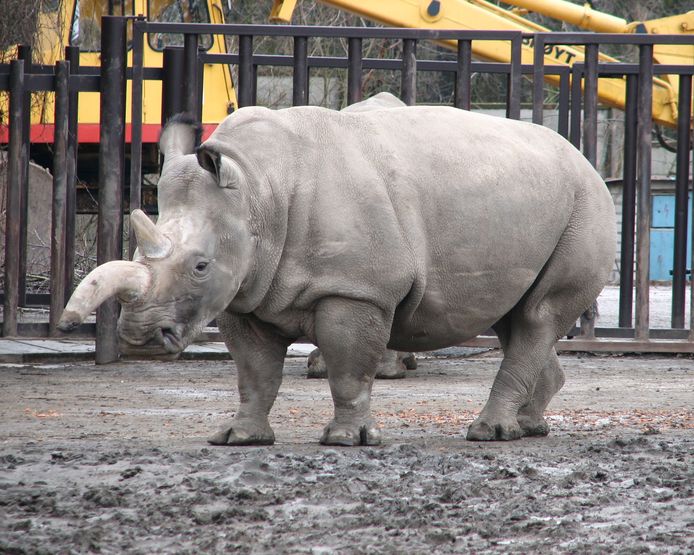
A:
59,95,616,445
309,92,416,380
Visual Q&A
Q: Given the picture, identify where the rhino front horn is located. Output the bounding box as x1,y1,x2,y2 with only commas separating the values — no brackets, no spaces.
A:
130,209,172,259
57,261,151,332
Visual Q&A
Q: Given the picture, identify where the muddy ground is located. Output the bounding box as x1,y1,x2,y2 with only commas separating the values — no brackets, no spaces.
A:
0,350,692,554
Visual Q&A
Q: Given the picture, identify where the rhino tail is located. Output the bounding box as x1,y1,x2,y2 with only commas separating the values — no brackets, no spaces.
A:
579,300,599,339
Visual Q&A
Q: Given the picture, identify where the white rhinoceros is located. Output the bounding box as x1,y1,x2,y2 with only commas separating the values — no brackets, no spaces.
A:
59,101,616,445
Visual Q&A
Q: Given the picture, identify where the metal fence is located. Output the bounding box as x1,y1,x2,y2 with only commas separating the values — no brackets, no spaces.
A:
1,17,693,360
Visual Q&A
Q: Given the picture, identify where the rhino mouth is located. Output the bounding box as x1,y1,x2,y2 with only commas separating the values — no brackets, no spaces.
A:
119,323,186,356
156,326,185,353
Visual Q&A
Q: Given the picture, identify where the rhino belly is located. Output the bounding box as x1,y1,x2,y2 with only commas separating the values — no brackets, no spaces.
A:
387,266,539,351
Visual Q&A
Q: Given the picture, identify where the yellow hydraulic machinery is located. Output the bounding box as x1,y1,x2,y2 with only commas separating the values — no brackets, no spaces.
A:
270,0,694,127
1,0,235,152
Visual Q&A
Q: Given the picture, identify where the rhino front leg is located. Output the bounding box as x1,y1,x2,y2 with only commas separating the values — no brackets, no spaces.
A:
315,298,392,446
208,312,290,446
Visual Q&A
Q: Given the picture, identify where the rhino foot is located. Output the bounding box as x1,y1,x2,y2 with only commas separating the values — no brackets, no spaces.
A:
320,419,382,446
306,348,327,379
401,353,417,371
466,415,523,441
517,415,550,437
207,418,275,446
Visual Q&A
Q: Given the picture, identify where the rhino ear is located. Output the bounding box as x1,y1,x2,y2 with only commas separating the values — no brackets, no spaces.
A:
196,146,241,189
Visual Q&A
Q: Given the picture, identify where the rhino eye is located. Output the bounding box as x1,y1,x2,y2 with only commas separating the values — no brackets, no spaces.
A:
194,261,209,274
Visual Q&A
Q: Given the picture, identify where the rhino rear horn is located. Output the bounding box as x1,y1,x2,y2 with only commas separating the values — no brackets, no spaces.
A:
57,261,151,332
130,209,172,259
159,113,202,164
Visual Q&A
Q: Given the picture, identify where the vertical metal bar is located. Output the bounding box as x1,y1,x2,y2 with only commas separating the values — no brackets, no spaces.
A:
183,33,199,117
129,21,145,260
293,36,309,106
252,64,258,106
454,39,472,110
161,47,185,123
690,144,694,342
506,35,521,119
49,61,70,336
582,43,599,168
532,35,545,124
569,65,582,149
671,74,692,329
96,16,127,364
347,37,362,105
401,39,417,106
2,60,25,337
619,74,638,328
64,46,79,299
557,68,570,138
634,45,653,341
238,35,253,108
17,45,31,307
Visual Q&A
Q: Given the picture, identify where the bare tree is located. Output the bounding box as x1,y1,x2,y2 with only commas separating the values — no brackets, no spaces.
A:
0,0,44,59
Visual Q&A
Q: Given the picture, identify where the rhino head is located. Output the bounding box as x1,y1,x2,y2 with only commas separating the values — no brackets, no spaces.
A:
58,115,255,356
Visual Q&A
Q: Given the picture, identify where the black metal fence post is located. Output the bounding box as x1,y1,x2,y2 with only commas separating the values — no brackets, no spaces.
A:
64,46,79,298
2,59,25,337
49,61,70,336
183,33,200,119
569,65,582,149
238,35,253,107
619,74,638,328
347,37,362,105
582,43,599,167
96,16,127,364
634,45,654,341
293,36,309,106
455,39,472,110
671,74,692,328
161,47,185,123
532,35,545,125
17,45,31,307
557,68,570,139
401,39,417,105
506,36,521,119
129,20,145,260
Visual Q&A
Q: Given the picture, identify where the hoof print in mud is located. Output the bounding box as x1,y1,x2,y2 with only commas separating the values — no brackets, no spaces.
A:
320,421,382,446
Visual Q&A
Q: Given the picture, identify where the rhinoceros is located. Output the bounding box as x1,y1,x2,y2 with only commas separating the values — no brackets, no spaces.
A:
59,101,616,445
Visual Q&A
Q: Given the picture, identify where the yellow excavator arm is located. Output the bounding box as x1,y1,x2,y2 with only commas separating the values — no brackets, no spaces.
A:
271,0,693,127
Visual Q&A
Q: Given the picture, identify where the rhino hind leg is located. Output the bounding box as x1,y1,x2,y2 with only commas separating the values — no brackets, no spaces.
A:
466,318,557,441
208,312,289,446
307,348,414,379
467,204,612,442
315,298,392,446
516,349,565,437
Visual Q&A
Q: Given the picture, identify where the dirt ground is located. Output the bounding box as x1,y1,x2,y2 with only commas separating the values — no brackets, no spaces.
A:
0,350,692,554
